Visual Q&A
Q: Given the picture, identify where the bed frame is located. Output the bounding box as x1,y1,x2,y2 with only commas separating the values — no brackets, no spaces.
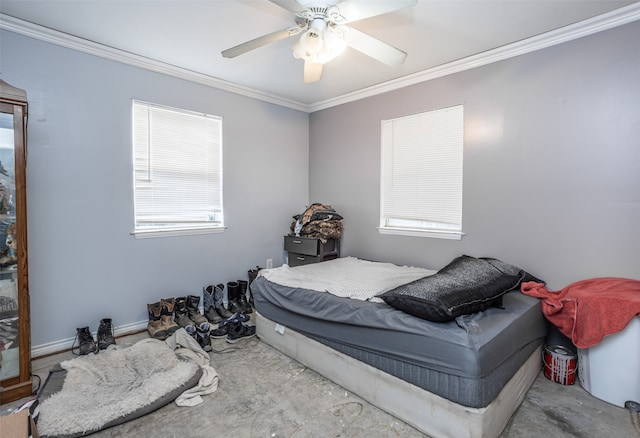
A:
256,312,541,438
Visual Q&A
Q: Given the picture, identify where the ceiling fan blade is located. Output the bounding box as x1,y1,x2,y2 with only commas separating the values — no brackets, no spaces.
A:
342,26,407,66
303,60,323,83
222,26,304,58
336,0,416,24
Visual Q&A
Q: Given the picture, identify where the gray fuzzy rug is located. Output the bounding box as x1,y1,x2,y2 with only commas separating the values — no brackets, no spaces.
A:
38,338,200,437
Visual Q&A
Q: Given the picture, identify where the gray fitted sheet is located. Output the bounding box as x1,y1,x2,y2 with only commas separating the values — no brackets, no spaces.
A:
252,275,546,407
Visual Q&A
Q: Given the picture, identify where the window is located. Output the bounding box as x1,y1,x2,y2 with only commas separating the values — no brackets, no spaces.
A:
379,105,464,239
132,100,223,237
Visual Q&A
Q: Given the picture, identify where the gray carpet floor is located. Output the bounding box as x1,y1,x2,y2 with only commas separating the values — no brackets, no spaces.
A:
2,330,639,438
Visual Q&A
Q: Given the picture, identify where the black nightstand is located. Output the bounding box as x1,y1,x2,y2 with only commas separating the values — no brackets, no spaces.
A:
284,235,340,267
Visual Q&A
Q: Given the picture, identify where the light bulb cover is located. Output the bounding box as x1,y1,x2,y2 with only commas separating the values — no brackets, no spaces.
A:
291,21,347,64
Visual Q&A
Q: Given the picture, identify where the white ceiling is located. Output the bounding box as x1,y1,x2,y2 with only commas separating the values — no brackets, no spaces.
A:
1,1,639,111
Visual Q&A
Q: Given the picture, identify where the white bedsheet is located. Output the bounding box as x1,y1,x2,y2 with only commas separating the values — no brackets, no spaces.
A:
258,257,435,301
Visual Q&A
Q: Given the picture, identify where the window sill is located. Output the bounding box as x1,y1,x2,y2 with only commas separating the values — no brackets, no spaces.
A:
377,227,464,240
132,226,226,239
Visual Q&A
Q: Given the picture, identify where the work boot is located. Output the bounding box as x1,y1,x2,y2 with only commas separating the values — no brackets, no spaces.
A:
174,297,196,334
73,326,98,355
212,284,234,319
97,318,116,350
147,302,169,340
160,298,180,335
187,295,210,332
202,286,223,324
237,280,253,314
226,320,256,344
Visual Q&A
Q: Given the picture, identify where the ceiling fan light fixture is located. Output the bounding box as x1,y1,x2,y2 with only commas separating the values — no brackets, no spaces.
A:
292,18,347,64
313,30,347,64
293,29,324,59
292,17,328,59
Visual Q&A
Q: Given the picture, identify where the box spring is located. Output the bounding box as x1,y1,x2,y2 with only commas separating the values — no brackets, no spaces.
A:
256,313,542,438
252,276,545,408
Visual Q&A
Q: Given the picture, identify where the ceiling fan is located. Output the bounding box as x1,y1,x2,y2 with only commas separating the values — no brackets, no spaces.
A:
221,0,417,83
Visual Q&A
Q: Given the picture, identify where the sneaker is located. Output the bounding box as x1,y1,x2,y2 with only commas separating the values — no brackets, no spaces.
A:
209,323,228,339
227,312,250,323
226,321,256,344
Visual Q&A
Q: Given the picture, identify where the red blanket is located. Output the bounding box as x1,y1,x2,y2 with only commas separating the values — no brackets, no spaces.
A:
521,277,640,348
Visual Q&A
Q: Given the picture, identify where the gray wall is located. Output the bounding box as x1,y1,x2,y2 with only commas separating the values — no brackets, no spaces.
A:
2,19,639,351
1,30,309,349
309,21,640,290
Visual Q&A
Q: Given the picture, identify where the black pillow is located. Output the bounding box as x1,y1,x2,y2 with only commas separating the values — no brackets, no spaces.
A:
378,255,534,322
478,257,545,284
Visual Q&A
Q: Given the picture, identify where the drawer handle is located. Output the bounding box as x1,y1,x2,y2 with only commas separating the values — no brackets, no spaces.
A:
296,256,306,261
293,240,302,244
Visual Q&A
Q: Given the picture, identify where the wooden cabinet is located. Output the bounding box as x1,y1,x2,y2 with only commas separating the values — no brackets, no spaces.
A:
284,235,340,267
0,80,31,404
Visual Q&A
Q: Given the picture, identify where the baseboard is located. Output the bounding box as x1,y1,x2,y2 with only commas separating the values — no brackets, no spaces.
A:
31,320,148,358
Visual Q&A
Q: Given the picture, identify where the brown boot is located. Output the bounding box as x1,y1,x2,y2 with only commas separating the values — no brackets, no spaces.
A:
160,298,180,335
147,302,168,340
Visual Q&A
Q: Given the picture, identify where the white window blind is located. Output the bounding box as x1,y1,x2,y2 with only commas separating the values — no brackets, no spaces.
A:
380,105,464,239
132,100,223,236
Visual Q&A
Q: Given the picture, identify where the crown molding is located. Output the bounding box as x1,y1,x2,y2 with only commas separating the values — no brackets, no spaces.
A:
2,3,640,114
0,14,310,112
308,2,640,112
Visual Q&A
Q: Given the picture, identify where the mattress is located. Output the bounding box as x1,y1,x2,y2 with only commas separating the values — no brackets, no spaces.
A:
252,264,546,408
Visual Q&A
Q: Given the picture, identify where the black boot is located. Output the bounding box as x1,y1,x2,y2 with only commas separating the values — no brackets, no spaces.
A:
202,286,223,324
237,280,253,314
212,284,234,319
73,326,98,355
247,266,262,306
227,281,244,314
226,320,256,344
97,318,116,350
174,297,196,334
248,266,262,285
186,295,210,332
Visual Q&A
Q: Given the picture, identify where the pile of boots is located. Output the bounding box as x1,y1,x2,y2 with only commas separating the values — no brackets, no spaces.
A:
202,282,252,318
147,296,212,351
146,280,257,349
73,318,116,355
203,282,255,343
